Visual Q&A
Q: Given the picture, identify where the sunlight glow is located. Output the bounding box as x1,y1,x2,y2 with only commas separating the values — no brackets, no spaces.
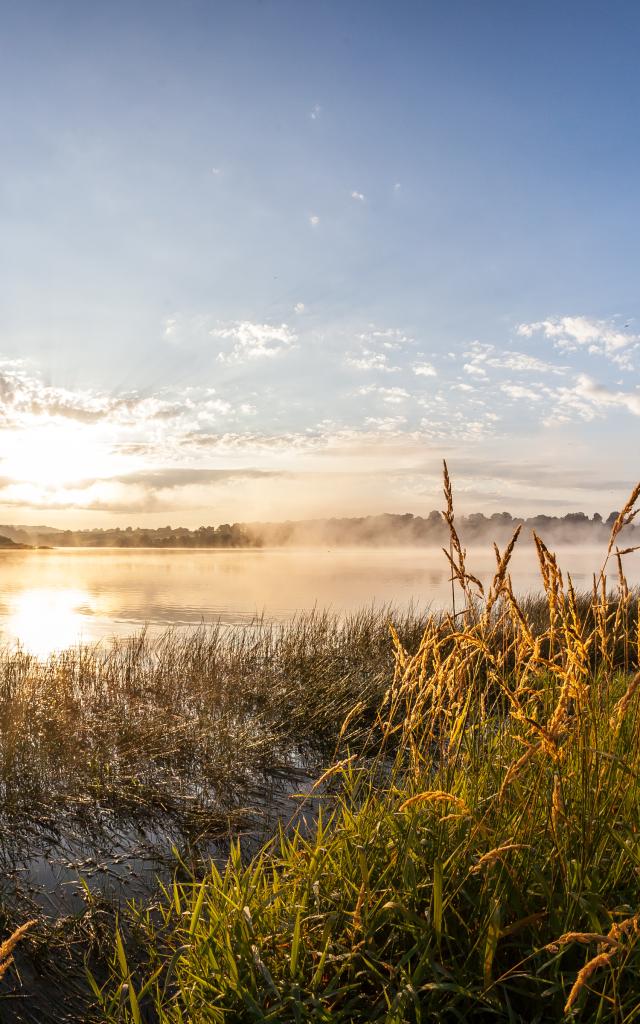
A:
6,588,97,658
2,424,116,488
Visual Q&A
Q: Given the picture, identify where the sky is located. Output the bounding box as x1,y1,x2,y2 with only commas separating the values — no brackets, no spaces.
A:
1,0,639,527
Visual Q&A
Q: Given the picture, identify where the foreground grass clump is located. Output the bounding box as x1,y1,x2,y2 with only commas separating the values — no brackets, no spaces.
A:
0,608,428,1022
0,607,426,841
94,475,640,1023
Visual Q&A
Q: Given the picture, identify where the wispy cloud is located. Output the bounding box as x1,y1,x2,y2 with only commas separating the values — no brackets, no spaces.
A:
351,190,366,202
357,385,409,404
356,327,414,351
309,214,320,226
463,341,565,378
345,324,414,373
517,316,639,369
211,321,298,363
347,352,398,372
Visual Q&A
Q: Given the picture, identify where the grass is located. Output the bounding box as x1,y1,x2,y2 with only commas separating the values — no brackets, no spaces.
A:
81,470,640,1023
0,607,429,1021
4,468,640,1021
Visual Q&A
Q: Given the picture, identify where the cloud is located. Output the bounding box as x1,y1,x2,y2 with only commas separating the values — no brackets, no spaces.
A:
346,351,399,372
310,104,321,120
517,316,639,369
294,302,305,314
500,383,543,402
211,166,222,176
0,360,259,444
115,467,284,490
356,326,414,351
211,321,298,363
363,415,407,431
420,409,499,444
570,375,640,416
357,385,409,405
537,374,640,427
345,324,414,373
463,362,487,378
351,191,366,202
393,182,401,191
413,361,437,377
309,214,320,226
463,341,565,377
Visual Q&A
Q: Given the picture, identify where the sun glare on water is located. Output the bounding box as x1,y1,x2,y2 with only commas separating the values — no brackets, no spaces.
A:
5,589,97,658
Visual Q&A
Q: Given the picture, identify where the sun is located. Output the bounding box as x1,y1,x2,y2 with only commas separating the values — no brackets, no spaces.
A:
2,423,115,488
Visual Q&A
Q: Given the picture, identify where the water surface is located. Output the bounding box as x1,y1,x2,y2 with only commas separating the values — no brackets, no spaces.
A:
0,545,637,657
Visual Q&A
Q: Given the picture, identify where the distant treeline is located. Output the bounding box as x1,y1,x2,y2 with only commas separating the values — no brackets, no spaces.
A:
0,509,634,549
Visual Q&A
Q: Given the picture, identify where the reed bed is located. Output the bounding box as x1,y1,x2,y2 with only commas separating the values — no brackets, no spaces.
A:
0,607,429,1021
88,468,640,1023
0,607,427,838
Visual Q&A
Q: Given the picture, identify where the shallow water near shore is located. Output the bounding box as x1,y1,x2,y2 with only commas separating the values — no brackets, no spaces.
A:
0,545,636,657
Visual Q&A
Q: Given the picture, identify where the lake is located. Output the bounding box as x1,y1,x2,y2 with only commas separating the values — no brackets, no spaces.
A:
0,545,637,657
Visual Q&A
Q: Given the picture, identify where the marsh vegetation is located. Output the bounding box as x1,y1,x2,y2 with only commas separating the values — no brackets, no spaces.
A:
2,471,640,1022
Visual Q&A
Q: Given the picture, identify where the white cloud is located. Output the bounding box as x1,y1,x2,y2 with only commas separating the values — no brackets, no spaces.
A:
309,214,320,226
571,375,640,416
211,321,298,363
500,383,542,402
363,415,407,431
420,409,499,443
211,166,222,176
357,385,409,405
351,191,366,202
356,326,414,351
393,182,402,191
346,350,399,373
517,316,639,369
463,362,487,378
345,324,413,373
413,361,437,377
294,302,305,314
463,340,565,377
310,104,322,120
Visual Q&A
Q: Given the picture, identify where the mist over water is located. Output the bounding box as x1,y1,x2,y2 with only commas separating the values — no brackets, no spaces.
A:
0,545,638,657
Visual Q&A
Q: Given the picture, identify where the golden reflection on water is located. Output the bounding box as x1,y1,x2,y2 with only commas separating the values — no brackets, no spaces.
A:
0,546,631,658
5,588,98,658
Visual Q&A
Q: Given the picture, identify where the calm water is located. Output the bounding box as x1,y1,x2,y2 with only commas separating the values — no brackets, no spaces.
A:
0,545,637,657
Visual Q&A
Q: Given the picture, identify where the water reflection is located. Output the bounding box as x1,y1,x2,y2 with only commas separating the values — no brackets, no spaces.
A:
0,546,636,657
5,588,98,658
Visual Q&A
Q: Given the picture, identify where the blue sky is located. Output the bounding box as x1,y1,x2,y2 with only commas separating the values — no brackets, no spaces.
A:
1,0,639,525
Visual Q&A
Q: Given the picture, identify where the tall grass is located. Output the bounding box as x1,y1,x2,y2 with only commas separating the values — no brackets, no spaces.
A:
89,470,640,1022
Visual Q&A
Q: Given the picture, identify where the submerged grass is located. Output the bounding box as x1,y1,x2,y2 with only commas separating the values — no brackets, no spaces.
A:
89,469,640,1023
